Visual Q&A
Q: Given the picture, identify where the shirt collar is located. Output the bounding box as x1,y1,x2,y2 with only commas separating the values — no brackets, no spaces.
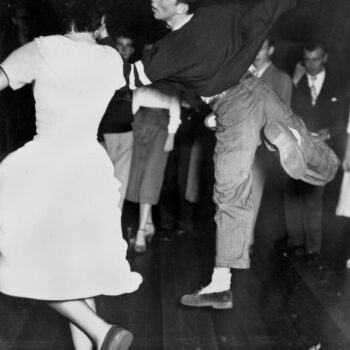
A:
307,69,326,82
254,62,272,78
170,14,194,31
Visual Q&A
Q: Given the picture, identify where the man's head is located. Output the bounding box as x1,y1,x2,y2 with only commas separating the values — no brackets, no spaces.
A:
11,1,33,42
303,41,327,76
151,0,200,22
114,30,135,62
253,37,274,71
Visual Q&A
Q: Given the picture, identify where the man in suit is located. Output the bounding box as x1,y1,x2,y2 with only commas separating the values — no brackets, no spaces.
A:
251,37,293,235
284,41,346,264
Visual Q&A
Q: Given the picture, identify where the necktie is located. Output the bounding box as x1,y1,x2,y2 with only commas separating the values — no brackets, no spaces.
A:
310,76,317,106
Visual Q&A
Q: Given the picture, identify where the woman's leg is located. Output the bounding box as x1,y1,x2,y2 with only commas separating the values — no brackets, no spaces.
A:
140,203,152,230
145,205,155,236
68,298,96,350
48,298,111,350
134,203,152,250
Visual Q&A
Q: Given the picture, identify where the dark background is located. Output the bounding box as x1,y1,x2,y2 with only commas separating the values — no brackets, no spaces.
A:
1,0,350,76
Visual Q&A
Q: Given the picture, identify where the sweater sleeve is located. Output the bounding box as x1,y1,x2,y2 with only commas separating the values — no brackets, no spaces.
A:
240,0,296,40
279,74,293,106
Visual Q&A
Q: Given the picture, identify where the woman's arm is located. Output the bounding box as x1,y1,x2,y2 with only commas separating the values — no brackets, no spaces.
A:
164,90,181,152
167,91,181,135
0,67,9,91
343,133,350,172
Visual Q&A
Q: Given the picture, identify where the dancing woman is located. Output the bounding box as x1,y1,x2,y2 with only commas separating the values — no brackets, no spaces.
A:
126,82,181,253
0,1,141,349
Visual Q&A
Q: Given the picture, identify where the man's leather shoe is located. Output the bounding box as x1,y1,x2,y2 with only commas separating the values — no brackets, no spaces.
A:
282,244,305,257
101,326,133,350
264,122,307,180
306,251,324,270
181,290,233,309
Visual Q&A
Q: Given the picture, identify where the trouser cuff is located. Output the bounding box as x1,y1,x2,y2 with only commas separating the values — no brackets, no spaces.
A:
216,257,250,269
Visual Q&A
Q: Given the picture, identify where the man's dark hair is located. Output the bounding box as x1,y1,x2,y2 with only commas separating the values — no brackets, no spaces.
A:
303,40,327,55
265,34,276,48
177,0,202,14
114,28,136,45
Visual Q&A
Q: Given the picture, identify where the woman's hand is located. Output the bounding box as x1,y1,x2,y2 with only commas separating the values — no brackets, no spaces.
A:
163,133,175,152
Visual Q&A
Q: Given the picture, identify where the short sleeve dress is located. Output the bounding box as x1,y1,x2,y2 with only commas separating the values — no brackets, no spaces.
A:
0,34,142,300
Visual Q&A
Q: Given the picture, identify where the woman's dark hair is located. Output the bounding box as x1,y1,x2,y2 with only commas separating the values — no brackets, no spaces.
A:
52,0,106,34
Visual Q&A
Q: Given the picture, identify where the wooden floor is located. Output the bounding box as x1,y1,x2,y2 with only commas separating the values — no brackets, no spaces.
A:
1,170,350,350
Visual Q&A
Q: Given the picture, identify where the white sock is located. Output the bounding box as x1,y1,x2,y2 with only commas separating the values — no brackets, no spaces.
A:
198,267,231,294
288,127,302,146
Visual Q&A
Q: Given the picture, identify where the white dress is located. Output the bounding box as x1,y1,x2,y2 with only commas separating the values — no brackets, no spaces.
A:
336,116,350,218
0,34,142,300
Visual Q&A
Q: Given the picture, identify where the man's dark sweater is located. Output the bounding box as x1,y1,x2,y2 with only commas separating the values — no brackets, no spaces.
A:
134,0,296,97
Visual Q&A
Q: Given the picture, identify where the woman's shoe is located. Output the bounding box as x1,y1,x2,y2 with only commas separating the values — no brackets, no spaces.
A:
145,222,155,243
134,228,147,253
100,325,133,350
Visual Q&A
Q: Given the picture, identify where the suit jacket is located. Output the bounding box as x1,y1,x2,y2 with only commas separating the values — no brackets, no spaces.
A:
261,63,292,106
292,70,347,155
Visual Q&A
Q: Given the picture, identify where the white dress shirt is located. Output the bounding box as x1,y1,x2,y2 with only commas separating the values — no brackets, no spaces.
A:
307,70,326,100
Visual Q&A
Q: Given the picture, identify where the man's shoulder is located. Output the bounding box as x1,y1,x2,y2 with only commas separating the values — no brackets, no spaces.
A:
263,64,292,85
266,64,289,78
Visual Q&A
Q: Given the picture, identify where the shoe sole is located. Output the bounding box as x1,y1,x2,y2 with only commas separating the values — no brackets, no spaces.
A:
115,330,133,350
181,300,233,309
264,122,306,179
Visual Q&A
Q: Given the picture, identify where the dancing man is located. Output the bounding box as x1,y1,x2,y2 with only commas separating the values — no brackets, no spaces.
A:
128,0,339,308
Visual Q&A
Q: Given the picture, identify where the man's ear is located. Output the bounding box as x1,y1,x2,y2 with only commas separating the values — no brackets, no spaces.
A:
177,2,189,15
323,53,328,63
268,46,275,56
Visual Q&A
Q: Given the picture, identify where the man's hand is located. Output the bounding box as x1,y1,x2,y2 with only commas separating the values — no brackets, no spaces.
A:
164,133,175,152
314,128,330,141
204,113,217,131
292,61,306,86
311,128,331,141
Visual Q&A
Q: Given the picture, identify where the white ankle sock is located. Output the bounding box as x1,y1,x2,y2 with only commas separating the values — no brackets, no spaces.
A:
198,267,231,294
288,127,302,146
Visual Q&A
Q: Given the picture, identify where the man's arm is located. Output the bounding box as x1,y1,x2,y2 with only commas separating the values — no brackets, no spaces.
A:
128,60,153,90
278,74,293,106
